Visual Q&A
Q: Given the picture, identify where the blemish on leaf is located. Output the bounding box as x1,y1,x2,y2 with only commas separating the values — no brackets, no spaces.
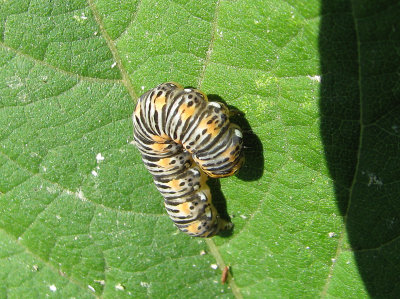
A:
96,153,105,162
140,281,150,288
115,283,125,291
221,266,229,284
307,75,321,82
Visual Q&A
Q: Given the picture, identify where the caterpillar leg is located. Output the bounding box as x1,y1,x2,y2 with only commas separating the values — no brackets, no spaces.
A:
218,218,233,232
228,108,244,118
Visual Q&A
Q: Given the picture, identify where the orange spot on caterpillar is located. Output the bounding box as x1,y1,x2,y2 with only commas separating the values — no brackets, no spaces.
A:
168,179,181,191
134,102,141,117
186,221,201,234
176,202,191,216
197,117,220,137
179,103,196,122
151,134,169,143
154,95,167,111
151,143,169,153
157,157,172,168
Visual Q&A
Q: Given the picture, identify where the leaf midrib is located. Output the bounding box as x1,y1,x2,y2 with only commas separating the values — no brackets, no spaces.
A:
88,0,137,101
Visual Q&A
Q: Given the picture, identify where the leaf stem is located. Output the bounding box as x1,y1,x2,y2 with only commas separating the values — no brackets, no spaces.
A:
205,239,243,299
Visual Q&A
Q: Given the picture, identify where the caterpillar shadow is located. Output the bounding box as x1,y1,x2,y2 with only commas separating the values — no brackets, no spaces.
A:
206,94,264,237
207,94,264,182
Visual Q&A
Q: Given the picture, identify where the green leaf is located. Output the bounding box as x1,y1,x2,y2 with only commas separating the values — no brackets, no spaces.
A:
0,0,398,297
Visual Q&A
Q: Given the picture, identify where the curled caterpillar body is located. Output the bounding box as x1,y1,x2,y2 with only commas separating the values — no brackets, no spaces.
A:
133,82,244,237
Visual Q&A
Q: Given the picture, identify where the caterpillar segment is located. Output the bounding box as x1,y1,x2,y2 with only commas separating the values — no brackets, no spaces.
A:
133,82,244,237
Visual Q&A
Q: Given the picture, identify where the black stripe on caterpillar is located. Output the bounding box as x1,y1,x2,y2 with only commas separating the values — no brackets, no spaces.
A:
133,82,244,237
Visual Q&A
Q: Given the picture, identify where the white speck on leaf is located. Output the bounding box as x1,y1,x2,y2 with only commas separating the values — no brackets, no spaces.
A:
211,264,218,270
366,172,383,187
6,75,23,89
77,190,86,201
94,280,105,285
96,153,105,162
307,75,321,82
49,285,57,292
111,62,117,68
115,283,125,291
200,250,206,255
73,15,82,22
46,186,57,194
91,170,98,177
140,281,150,288
328,232,336,238
88,285,95,292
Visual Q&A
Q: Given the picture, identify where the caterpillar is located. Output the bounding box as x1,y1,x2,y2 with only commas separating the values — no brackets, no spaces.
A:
133,82,244,237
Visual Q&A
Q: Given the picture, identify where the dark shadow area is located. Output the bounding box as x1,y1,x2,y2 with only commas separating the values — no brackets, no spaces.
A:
320,1,400,297
208,178,233,237
207,94,264,182
204,94,264,237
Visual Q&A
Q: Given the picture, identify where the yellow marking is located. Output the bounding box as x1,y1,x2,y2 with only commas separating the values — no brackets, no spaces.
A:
199,170,208,186
151,143,168,152
179,103,196,122
168,179,181,191
154,95,166,111
177,202,191,216
207,122,220,137
196,90,208,102
196,117,221,137
186,221,201,234
151,134,169,142
197,117,210,130
221,146,237,161
167,82,183,89
134,103,141,117
157,157,171,168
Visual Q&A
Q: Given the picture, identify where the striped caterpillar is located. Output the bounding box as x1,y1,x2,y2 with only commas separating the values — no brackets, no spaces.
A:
133,82,244,237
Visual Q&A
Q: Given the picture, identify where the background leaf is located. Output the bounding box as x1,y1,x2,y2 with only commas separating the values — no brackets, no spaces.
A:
0,0,398,298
